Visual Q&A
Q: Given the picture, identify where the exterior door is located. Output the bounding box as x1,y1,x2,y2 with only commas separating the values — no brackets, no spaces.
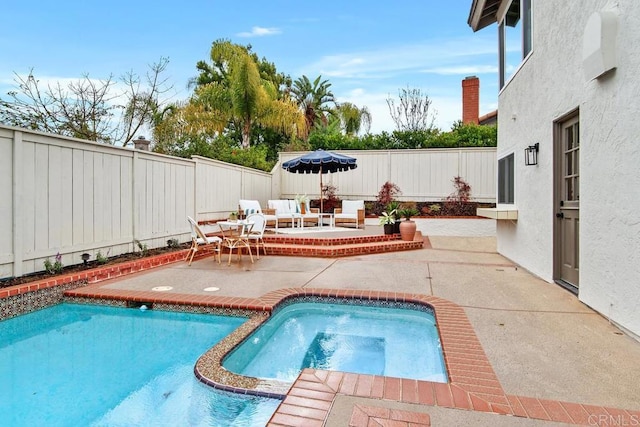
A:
555,114,580,290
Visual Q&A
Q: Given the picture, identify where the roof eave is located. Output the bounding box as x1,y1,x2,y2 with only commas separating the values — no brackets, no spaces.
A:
468,0,500,32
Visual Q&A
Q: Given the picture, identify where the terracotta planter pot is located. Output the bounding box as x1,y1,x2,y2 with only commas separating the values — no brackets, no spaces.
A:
399,220,417,241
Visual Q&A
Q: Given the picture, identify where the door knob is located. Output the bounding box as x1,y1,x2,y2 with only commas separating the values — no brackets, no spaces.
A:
556,212,564,218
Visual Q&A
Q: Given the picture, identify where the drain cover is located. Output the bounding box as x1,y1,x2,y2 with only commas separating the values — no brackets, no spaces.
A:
151,286,173,292
203,287,220,292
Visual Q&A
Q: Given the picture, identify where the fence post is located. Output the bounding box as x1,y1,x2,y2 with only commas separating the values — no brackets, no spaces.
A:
12,131,23,277
387,150,392,185
131,150,138,245
193,157,199,220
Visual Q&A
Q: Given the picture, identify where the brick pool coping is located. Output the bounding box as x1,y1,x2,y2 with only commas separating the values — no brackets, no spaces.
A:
61,285,640,426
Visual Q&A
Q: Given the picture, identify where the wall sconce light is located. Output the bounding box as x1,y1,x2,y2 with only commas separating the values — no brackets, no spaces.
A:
525,143,539,166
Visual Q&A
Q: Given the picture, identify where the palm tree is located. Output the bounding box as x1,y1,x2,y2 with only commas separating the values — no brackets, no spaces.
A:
290,75,336,135
334,102,372,136
191,41,306,148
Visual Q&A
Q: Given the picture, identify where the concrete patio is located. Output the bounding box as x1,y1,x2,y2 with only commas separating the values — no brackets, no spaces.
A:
69,226,640,426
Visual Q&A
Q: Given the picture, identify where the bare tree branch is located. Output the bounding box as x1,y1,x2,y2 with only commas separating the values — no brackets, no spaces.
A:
0,57,173,146
386,86,437,132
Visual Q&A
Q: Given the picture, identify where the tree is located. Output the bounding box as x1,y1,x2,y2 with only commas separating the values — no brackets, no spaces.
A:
187,40,306,149
0,58,172,146
189,39,291,97
290,75,336,136
334,102,372,136
386,86,437,132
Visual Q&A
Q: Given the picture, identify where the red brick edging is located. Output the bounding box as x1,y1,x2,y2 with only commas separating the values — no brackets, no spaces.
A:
0,250,191,300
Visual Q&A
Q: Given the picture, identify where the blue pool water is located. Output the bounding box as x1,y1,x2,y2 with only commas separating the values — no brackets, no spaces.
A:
223,301,448,383
0,304,281,427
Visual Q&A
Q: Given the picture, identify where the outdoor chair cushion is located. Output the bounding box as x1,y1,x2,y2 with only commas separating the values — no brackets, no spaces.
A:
268,199,300,229
268,199,298,214
239,199,262,215
239,200,277,227
334,200,365,228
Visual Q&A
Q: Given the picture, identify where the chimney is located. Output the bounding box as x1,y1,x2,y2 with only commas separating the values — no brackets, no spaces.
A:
462,76,480,124
133,136,150,151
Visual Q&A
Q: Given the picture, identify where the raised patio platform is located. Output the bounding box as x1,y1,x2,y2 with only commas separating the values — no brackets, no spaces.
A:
261,231,425,257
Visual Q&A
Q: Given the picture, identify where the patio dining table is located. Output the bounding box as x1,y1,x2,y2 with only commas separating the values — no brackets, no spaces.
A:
217,220,255,265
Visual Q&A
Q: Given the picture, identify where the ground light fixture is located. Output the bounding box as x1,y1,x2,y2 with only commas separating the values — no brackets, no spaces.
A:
525,143,539,166
81,253,91,266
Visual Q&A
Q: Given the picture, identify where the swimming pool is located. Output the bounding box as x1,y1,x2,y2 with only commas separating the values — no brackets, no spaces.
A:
223,300,448,383
0,303,280,426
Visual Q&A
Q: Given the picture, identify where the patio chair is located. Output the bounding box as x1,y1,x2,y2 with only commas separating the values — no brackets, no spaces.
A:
244,213,267,258
334,200,365,228
239,199,277,228
186,216,222,265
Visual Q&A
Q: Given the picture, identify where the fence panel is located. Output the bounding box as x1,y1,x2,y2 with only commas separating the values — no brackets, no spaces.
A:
193,156,273,221
0,129,13,278
279,148,496,202
133,152,195,248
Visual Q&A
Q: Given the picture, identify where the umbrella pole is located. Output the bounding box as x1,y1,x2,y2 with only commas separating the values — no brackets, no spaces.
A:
320,165,323,213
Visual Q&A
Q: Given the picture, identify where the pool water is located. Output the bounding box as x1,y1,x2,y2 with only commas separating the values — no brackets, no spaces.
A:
0,304,280,427
223,301,448,383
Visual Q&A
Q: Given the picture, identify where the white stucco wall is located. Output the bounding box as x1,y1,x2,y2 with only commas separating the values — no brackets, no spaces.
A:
495,0,640,336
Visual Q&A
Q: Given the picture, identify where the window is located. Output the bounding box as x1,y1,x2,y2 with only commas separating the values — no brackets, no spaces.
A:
498,153,514,204
498,0,532,88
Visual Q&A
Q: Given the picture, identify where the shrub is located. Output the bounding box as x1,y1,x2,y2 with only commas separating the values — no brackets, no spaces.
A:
96,250,109,265
134,239,149,257
420,203,442,216
44,252,63,274
443,176,477,216
373,182,401,215
310,183,341,213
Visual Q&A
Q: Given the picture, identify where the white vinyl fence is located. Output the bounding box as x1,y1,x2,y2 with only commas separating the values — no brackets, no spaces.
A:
0,125,496,279
0,126,273,279
277,148,496,203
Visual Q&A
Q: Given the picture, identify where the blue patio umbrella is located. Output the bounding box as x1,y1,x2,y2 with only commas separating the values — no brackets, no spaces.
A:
282,149,357,212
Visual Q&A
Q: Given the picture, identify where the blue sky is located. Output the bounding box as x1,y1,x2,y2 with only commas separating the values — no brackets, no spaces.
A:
0,1,499,134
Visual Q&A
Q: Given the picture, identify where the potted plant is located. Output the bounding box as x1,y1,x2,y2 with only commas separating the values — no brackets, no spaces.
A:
397,206,419,241
294,194,309,214
378,211,396,235
384,201,401,234
229,211,238,221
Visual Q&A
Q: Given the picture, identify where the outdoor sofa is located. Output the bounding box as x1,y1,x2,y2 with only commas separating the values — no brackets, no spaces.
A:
267,199,320,229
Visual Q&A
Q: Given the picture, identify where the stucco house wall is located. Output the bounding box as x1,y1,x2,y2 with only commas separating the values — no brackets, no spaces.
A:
491,0,640,337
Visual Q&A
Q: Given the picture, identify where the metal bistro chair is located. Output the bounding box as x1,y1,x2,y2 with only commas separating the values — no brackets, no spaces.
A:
244,213,267,258
186,216,222,265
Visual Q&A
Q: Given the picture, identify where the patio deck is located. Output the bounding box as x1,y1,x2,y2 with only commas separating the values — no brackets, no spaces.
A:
52,227,640,425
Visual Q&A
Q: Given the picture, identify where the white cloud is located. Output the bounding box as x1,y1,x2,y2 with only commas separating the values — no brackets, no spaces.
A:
301,37,496,79
236,26,282,38
421,65,499,75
